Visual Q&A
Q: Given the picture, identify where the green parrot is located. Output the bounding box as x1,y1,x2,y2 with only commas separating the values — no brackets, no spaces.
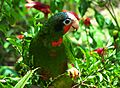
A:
29,12,79,88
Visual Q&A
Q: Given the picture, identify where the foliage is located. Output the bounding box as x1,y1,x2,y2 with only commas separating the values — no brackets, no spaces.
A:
14,68,39,88
0,0,120,88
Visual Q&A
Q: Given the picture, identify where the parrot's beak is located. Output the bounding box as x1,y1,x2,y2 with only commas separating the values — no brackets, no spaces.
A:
68,19,79,32
71,19,79,31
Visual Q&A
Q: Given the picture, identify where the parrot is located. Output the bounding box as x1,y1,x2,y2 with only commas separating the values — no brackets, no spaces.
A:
29,12,79,88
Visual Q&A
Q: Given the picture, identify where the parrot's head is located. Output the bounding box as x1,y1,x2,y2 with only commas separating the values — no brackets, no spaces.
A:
44,12,79,35
62,12,79,34
42,12,79,47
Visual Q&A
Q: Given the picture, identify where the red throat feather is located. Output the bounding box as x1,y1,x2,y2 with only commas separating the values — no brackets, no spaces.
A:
63,24,72,33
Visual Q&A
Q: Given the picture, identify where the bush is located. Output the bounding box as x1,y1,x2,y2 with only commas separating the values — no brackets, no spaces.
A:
0,0,120,87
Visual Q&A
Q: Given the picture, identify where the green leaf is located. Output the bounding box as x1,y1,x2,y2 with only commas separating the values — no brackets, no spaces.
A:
0,66,18,77
50,1,64,13
8,14,15,25
0,82,5,88
0,19,9,35
56,1,64,12
87,75,96,79
50,1,57,13
0,82,13,88
7,38,23,54
74,32,80,40
88,60,101,72
94,9,105,28
103,70,110,82
105,18,115,29
3,42,10,49
97,0,108,7
78,0,91,17
89,31,97,48
97,72,103,82
14,68,39,88
5,83,14,88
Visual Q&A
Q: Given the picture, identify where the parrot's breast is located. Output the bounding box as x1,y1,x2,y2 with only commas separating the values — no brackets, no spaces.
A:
31,36,68,80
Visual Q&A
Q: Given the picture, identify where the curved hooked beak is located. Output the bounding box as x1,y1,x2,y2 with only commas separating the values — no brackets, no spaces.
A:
71,19,79,31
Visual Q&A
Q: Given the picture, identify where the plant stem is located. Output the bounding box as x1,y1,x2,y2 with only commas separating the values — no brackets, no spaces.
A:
109,2,120,29
85,28,90,50
0,0,4,11
105,2,120,29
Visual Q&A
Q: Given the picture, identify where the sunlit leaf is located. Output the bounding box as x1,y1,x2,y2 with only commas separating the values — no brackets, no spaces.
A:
105,18,115,29
0,66,18,77
14,68,39,88
89,60,101,72
97,72,103,82
78,0,91,17
50,1,56,13
87,75,96,79
95,9,105,28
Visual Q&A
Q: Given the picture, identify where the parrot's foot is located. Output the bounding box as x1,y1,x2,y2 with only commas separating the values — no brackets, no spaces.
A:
67,67,80,79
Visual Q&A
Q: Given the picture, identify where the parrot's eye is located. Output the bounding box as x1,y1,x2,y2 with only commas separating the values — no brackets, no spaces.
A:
63,18,72,25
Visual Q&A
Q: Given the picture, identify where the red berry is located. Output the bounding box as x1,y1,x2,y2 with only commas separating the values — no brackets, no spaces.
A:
84,17,90,26
94,48,104,55
17,35,24,39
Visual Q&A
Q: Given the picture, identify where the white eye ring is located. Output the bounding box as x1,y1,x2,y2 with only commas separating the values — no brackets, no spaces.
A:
63,18,72,25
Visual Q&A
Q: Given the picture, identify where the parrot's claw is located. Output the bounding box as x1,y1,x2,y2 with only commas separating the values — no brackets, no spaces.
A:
67,67,80,79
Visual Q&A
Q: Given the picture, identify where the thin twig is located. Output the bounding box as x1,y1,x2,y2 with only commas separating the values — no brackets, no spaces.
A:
0,0,4,11
109,2,120,29
72,81,96,88
105,2,120,29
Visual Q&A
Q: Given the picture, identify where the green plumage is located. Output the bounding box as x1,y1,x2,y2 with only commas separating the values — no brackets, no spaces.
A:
29,12,75,87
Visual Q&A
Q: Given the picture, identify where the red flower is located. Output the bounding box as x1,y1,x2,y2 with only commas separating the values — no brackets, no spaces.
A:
17,35,24,39
25,0,50,17
94,48,104,55
84,17,90,26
